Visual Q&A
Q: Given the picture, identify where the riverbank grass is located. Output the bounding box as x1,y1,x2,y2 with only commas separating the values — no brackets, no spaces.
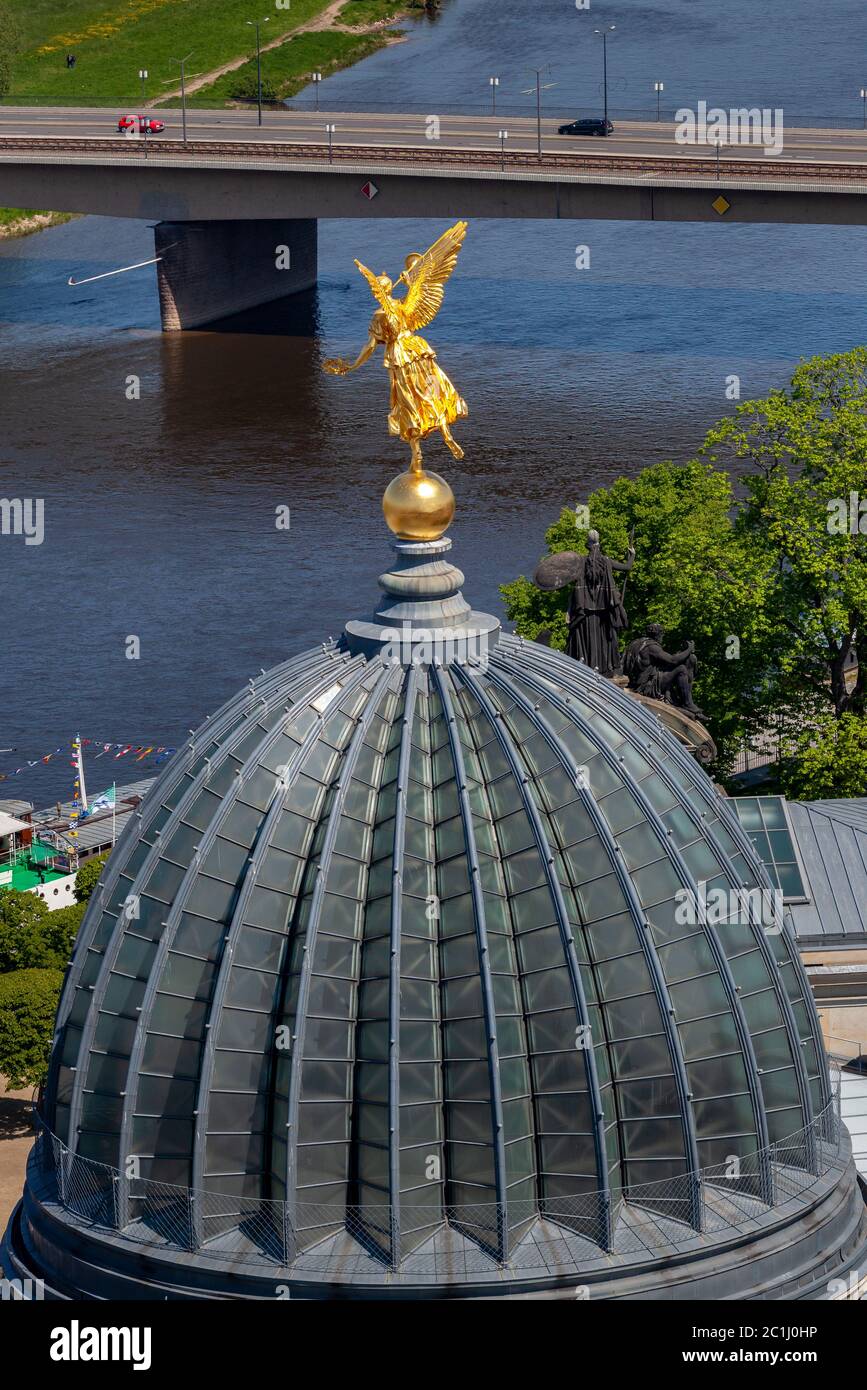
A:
186,29,401,109
3,0,337,106
0,208,73,237
338,0,415,24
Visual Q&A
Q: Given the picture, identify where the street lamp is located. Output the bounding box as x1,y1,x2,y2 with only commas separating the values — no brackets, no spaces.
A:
312,71,323,112
139,68,148,155
861,88,867,129
654,80,664,122
498,128,508,170
325,123,336,163
489,76,499,115
170,52,194,143
246,17,270,128
521,67,557,160
594,25,616,129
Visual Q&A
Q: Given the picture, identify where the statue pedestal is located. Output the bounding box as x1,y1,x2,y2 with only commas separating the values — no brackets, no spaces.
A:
613,676,717,766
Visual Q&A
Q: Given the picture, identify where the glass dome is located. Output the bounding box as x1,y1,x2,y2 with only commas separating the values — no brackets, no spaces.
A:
43,631,830,1271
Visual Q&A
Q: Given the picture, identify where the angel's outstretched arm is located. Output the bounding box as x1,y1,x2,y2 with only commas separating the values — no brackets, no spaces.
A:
322,333,378,376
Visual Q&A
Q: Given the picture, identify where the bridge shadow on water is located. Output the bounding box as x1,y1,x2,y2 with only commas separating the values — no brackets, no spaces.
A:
197,288,320,338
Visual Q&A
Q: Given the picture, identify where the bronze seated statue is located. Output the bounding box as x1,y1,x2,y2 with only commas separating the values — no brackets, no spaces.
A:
623,623,706,722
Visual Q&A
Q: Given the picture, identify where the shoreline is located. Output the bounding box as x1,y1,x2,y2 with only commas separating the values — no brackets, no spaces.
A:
0,211,75,240
158,2,414,109
214,28,409,113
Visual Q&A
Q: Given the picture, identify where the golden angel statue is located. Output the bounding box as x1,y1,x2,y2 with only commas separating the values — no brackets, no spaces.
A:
323,220,468,473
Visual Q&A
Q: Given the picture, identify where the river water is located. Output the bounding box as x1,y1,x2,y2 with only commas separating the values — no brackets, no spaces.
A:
2,0,867,805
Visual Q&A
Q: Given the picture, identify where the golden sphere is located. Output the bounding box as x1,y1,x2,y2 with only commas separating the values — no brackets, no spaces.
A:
382,468,455,541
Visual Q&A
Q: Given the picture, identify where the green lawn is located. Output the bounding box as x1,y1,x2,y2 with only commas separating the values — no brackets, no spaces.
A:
3,0,342,106
0,206,32,225
0,206,72,233
187,28,399,108
338,0,413,24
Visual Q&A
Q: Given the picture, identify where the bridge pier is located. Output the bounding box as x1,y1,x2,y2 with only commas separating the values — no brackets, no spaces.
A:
154,218,317,331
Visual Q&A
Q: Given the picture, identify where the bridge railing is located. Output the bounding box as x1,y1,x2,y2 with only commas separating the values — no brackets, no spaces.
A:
4,94,867,132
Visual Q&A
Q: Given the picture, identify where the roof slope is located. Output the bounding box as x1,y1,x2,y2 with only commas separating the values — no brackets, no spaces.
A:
787,800,867,945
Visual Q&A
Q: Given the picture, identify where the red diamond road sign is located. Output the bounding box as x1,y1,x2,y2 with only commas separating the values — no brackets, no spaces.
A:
361,181,379,200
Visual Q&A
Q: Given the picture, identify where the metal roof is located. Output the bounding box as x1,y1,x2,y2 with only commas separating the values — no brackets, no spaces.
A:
30,779,156,857
785,799,867,946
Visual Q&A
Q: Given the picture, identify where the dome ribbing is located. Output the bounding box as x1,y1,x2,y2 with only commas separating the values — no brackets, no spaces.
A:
43,633,829,1270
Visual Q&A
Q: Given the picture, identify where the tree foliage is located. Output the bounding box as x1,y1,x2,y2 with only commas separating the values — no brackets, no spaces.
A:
74,852,109,904
0,890,84,973
501,458,772,769
780,711,867,800
0,968,63,1091
228,73,279,105
708,349,867,721
501,349,867,795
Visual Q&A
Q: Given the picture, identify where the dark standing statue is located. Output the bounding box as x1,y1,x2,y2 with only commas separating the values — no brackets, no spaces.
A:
534,530,635,677
624,623,706,721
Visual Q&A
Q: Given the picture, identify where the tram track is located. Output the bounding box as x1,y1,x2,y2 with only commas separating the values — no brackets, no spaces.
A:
3,134,867,182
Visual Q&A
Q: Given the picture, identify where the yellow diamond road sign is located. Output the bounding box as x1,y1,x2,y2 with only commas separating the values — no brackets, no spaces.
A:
713,195,731,215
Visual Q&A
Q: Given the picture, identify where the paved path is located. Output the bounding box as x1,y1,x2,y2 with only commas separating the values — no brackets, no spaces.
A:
0,1079,34,1233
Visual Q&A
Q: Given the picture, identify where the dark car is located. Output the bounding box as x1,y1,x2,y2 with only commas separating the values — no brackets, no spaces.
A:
117,114,165,135
558,118,614,137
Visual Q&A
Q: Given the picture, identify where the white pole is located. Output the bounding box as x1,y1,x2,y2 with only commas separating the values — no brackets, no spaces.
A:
112,783,117,845
76,733,88,810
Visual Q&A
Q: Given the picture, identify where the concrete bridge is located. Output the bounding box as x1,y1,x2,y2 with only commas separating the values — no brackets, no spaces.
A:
3,106,867,330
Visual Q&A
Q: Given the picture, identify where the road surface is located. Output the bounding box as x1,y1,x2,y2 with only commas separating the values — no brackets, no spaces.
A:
4,106,867,168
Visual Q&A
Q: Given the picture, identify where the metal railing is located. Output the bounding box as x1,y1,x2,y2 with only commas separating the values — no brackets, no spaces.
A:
29,1073,847,1286
4,136,867,195
824,1033,865,1070
6,93,867,131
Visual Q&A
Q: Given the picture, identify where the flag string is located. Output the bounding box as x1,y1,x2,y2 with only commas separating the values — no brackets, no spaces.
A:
0,738,177,783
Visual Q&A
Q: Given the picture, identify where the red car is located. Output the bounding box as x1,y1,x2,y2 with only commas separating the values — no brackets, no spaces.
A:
117,114,165,135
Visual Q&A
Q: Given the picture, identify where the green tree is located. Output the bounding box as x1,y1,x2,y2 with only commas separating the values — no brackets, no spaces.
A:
501,458,775,768
707,349,867,721
0,968,63,1091
0,1,20,100
0,891,84,973
780,711,867,800
0,890,50,972
39,901,85,968
228,73,279,105
502,349,867,794
74,852,109,904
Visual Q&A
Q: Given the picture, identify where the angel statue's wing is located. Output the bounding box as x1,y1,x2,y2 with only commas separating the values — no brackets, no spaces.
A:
400,220,468,332
354,259,397,322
